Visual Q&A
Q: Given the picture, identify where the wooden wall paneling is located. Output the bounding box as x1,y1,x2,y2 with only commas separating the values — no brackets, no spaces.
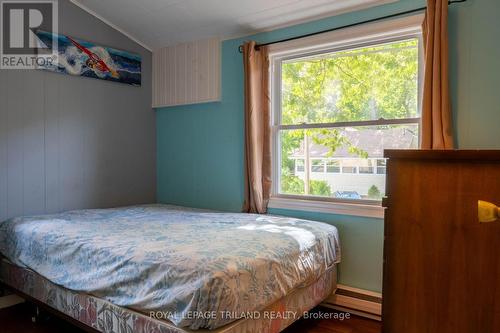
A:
21,70,46,216
0,0,156,222
6,70,25,218
0,70,7,220
43,73,60,214
152,38,221,107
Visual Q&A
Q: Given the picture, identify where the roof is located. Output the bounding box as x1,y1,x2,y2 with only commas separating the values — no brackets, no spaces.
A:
291,127,418,158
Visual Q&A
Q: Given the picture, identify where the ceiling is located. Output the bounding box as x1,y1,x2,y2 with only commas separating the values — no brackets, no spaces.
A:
71,0,396,51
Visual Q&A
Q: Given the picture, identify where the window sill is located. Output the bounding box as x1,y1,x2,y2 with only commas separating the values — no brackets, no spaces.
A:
267,196,384,219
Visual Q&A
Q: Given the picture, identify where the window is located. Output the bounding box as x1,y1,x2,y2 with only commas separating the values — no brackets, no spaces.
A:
311,160,325,173
341,161,358,174
376,159,387,174
326,160,340,173
270,17,422,206
359,160,375,174
295,159,305,173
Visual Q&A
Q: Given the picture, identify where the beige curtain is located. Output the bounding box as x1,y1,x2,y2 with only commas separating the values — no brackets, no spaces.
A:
421,0,454,149
242,41,271,214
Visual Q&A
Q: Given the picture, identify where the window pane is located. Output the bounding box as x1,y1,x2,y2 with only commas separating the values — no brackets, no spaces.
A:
326,160,340,173
281,39,419,125
295,159,304,173
342,166,357,174
279,124,418,200
359,159,374,174
376,159,387,174
359,167,373,173
311,160,325,172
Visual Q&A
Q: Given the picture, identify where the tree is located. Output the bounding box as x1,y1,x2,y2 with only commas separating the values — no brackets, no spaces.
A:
310,180,332,196
368,185,382,199
281,174,305,195
279,39,419,196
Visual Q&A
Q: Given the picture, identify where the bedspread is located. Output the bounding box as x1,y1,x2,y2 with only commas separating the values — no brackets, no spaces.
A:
0,204,340,329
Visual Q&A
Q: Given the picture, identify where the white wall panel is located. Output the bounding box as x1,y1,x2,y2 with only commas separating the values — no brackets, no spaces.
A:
153,38,221,107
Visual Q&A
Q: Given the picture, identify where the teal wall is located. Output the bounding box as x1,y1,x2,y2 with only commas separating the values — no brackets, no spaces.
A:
157,0,500,293
449,0,500,148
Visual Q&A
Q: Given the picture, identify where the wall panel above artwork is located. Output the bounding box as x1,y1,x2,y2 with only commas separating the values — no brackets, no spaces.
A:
152,38,221,107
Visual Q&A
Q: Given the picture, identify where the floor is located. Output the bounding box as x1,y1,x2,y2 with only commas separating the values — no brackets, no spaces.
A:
283,307,381,333
0,302,381,333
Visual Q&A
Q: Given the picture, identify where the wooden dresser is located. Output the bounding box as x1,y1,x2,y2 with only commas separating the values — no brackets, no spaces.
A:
382,150,500,333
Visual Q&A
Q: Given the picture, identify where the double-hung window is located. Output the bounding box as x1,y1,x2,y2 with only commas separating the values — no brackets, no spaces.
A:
269,15,423,216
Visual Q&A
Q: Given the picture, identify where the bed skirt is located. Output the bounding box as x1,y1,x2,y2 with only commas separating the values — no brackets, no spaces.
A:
0,259,337,333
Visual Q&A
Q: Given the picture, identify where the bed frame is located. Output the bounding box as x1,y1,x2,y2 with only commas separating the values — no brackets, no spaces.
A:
0,259,336,333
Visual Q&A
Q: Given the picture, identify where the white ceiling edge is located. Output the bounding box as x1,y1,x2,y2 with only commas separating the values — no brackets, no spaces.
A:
69,0,153,51
70,0,398,52
221,0,399,42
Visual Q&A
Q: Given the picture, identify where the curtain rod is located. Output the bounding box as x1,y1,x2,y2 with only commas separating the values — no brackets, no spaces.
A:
238,0,467,53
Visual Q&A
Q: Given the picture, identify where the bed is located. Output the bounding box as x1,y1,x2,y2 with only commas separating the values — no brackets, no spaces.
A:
0,204,340,333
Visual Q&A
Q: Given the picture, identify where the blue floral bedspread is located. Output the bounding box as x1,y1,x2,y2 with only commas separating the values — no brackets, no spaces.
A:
0,204,340,329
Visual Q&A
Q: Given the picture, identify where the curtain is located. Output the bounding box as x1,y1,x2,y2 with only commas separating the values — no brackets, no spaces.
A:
421,0,454,149
242,41,272,214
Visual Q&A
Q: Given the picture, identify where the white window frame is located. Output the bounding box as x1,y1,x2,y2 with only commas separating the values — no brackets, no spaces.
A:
268,14,424,218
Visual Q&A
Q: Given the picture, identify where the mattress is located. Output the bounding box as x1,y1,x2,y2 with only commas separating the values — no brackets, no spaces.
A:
0,204,341,329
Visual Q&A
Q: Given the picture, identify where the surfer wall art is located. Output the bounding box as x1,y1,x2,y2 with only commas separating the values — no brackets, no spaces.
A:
35,31,141,86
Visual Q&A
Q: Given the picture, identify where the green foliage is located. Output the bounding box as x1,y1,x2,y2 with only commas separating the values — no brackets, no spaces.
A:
280,174,305,195
281,39,419,125
310,180,332,196
367,185,382,199
280,174,332,196
279,39,419,196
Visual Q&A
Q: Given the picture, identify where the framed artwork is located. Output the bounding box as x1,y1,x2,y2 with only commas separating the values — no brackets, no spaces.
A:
36,31,141,86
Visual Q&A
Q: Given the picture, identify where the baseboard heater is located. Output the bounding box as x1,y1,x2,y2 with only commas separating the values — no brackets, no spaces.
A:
322,284,382,321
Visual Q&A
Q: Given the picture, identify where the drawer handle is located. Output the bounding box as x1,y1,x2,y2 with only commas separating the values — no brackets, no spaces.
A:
478,200,500,223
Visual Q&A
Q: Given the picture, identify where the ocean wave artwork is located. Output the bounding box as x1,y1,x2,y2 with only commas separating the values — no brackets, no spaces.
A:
35,31,141,86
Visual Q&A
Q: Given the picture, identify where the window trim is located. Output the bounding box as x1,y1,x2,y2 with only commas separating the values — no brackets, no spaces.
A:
268,14,424,217
268,196,385,219
277,117,420,130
